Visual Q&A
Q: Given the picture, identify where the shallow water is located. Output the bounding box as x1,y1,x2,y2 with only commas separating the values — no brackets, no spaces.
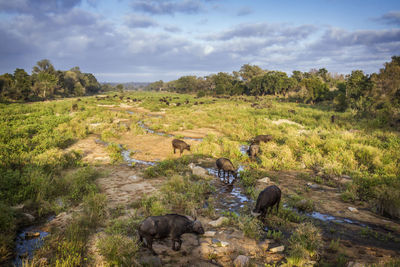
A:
13,216,54,267
308,211,366,227
121,149,156,166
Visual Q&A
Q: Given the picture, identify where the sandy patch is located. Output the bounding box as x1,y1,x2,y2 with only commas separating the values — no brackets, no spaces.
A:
114,133,200,162
270,119,304,128
66,135,110,164
97,104,116,108
96,165,162,207
171,128,222,139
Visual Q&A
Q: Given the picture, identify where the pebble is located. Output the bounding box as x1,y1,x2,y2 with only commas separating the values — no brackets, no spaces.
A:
203,231,216,237
348,207,358,212
270,245,285,253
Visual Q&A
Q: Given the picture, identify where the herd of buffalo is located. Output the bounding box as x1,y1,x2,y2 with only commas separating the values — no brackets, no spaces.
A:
138,134,281,254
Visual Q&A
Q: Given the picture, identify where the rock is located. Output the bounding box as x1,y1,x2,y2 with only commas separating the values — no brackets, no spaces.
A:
233,255,250,267
306,182,320,189
258,177,271,184
348,207,358,212
25,232,40,239
139,255,162,267
188,163,195,169
220,241,229,247
208,217,228,227
204,231,216,237
269,245,285,253
12,204,25,211
192,166,209,178
342,175,351,180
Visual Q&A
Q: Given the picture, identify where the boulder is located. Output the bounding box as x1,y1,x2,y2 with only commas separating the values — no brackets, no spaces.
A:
258,177,271,184
348,207,358,212
208,217,228,227
233,255,250,267
192,166,209,178
25,232,40,239
204,231,216,237
270,245,285,253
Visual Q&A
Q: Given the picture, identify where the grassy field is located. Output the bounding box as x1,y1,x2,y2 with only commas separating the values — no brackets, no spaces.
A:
1,91,399,266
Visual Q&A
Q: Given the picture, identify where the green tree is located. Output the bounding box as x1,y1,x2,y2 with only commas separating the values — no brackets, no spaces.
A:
239,64,265,82
32,59,55,75
116,84,124,93
33,72,58,98
0,73,14,99
13,68,31,100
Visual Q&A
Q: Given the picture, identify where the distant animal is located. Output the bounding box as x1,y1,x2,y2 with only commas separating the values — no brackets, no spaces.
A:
216,158,237,184
252,135,273,144
139,214,204,255
247,144,260,159
71,103,78,111
331,115,335,123
288,109,296,114
172,139,190,155
77,98,81,101
176,103,181,106
251,185,281,219
119,96,124,100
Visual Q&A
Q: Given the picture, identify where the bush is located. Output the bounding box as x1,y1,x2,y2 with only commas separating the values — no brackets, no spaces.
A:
67,167,99,203
287,222,322,265
97,235,139,266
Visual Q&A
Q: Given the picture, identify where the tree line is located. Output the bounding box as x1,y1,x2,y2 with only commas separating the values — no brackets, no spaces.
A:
0,59,103,101
146,56,400,125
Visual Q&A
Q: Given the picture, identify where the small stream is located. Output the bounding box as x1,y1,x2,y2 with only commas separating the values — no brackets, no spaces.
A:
13,216,54,267
124,108,373,229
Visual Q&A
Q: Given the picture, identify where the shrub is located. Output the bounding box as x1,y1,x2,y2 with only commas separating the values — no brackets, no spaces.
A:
67,167,99,203
97,235,139,266
287,222,322,265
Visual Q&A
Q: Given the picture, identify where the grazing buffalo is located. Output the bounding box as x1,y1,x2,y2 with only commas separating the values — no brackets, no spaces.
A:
247,144,260,160
172,139,190,155
331,115,335,123
252,185,281,219
139,214,204,255
216,158,237,184
252,134,273,144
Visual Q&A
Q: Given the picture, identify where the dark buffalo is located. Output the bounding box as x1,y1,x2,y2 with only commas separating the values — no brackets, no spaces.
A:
139,214,204,255
331,115,335,123
216,158,237,184
252,185,281,219
252,134,273,144
247,144,260,160
172,139,190,155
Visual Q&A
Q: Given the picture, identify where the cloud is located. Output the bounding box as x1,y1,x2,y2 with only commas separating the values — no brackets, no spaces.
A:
163,25,182,33
125,14,158,28
374,11,400,26
0,0,82,15
236,6,252,16
131,0,203,15
206,22,316,42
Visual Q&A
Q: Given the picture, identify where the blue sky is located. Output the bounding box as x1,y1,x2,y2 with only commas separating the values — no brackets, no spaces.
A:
0,0,399,82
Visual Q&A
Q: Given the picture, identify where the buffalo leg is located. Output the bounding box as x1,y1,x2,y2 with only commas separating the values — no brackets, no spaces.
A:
217,168,221,177
173,147,176,154
276,199,280,214
145,236,157,255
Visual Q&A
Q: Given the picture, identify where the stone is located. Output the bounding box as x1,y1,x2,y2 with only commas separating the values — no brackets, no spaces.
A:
233,255,250,267
208,217,228,227
342,175,351,180
220,241,229,247
204,231,216,237
269,245,285,253
192,166,209,178
258,177,271,184
306,182,320,189
348,207,358,212
139,256,162,267
25,232,40,238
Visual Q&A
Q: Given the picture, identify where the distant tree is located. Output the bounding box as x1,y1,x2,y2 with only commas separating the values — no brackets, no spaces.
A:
13,68,31,100
239,64,265,82
33,72,58,98
32,59,55,75
0,73,14,99
301,77,329,103
116,84,124,93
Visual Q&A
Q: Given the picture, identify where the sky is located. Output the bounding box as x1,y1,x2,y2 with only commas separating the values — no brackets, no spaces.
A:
0,0,399,82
